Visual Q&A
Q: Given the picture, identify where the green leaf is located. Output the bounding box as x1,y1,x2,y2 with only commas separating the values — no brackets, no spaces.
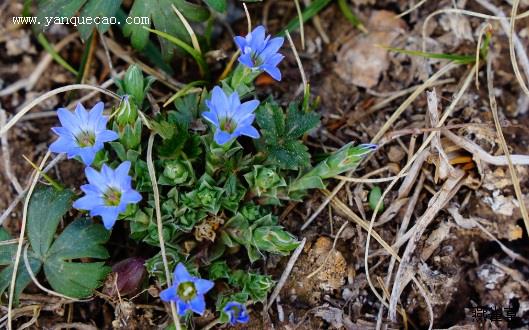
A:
0,230,42,305
0,253,42,305
369,186,384,212
384,46,476,64
255,101,319,170
27,186,74,258
44,219,111,298
203,0,226,12
77,0,122,40
123,0,209,61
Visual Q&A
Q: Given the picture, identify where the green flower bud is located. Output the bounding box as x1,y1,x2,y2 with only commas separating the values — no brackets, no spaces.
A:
123,65,145,106
289,143,376,193
116,96,138,126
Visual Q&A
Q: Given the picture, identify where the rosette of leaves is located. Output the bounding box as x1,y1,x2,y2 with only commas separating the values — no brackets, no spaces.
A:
36,0,227,60
181,175,224,214
158,159,195,186
209,261,274,303
0,186,110,303
220,214,299,262
244,165,287,205
221,174,247,213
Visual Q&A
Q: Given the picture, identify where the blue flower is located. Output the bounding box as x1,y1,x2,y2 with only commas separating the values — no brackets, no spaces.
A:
159,263,214,316
234,25,284,81
50,102,118,165
73,161,142,230
223,301,250,325
202,86,260,145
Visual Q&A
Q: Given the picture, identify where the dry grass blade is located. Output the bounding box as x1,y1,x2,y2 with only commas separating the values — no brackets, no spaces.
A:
509,0,529,96
285,30,308,95
388,169,466,320
146,134,180,330
368,65,477,324
486,51,529,242
442,129,529,166
294,0,305,50
172,4,201,54
266,238,307,310
7,151,50,330
0,108,23,194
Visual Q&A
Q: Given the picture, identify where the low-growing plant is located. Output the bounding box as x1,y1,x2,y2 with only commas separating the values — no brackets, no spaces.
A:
0,25,375,327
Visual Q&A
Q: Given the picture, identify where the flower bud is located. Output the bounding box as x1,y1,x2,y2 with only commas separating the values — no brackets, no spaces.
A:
104,257,146,297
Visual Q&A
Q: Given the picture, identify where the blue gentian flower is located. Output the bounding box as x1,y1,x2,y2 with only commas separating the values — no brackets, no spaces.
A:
223,301,250,325
159,263,214,316
234,25,285,81
73,161,142,230
202,86,260,145
49,102,118,165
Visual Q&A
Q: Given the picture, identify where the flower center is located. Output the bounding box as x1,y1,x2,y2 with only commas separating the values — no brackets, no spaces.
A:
75,130,96,147
250,52,263,66
177,281,197,301
229,305,241,317
220,117,237,133
103,187,122,206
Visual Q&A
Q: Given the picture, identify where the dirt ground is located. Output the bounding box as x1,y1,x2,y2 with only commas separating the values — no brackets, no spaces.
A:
2,0,529,329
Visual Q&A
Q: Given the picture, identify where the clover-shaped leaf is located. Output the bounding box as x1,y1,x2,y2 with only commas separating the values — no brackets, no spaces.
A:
43,218,111,298
0,186,110,302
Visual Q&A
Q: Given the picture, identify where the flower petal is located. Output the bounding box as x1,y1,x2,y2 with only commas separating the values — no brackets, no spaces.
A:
173,263,192,284
56,108,81,134
263,65,281,81
121,190,142,204
159,285,177,302
194,278,214,295
238,53,255,69
177,299,189,316
234,36,247,52
49,137,75,154
202,111,219,127
88,102,105,123
210,86,229,119
214,130,233,145
260,36,284,60
77,147,97,166
97,130,119,143
73,194,102,211
95,206,120,229
85,167,108,191
237,124,260,139
188,295,206,315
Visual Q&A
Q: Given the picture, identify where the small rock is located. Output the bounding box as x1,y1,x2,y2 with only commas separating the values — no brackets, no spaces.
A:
388,146,405,163
335,10,407,88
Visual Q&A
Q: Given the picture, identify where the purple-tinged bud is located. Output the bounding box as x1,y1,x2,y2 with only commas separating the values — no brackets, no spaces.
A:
104,257,146,297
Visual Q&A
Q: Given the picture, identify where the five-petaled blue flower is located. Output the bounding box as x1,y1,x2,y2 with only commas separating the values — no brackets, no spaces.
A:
73,161,142,230
223,301,250,325
202,86,260,145
235,25,284,81
50,102,118,165
159,263,214,316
